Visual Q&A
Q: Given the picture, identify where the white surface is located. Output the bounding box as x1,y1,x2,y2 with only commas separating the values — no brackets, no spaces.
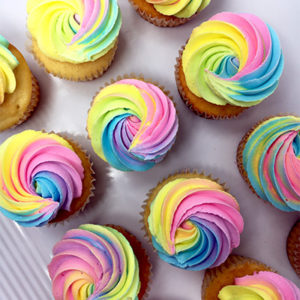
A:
0,1,300,299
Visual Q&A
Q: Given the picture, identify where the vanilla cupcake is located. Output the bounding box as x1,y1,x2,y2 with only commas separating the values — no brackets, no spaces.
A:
27,0,121,81
0,34,39,131
175,12,284,119
48,224,151,299
129,0,211,27
143,171,244,270
0,130,94,226
87,77,178,171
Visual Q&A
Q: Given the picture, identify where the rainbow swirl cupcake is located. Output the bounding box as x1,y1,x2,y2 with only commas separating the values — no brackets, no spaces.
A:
143,172,244,270
129,0,210,27
0,34,39,131
27,0,122,80
237,115,300,212
202,255,300,299
48,224,151,300
87,78,178,172
0,130,94,226
176,12,284,119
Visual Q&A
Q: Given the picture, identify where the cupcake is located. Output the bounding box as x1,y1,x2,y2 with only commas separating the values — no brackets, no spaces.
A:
27,0,121,81
143,171,244,270
175,12,284,119
237,115,300,212
287,220,300,277
0,130,94,226
87,77,178,171
202,255,300,299
128,0,211,27
48,224,151,300
0,34,39,131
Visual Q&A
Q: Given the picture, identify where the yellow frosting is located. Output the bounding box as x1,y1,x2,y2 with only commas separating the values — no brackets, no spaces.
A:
0,35,19,104
48,224,141,300
181,12,284,107
219,286,275,299
147,0,210,18
0,130,85,227
147,175,244,270
27,0,122,63
218,271,300,300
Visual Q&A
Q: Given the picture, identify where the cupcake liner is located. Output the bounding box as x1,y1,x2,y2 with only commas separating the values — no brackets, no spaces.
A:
236,120,261,197
107,224,152,300
48,132,95,224
141,169,229,250
128,0,193,27
236,114,293,202
29,38,118,81
175,46,247,119
202,255,274,299
86,73,179,167
287,220,300,277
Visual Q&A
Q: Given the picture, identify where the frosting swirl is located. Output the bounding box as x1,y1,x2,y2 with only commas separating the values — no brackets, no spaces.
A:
0,130,84,227
87,79,178,171
147,174,244,270
242,116,300,212
0,34,19,104
27,0,122,63
182,12,284,107
48,224,141,300
146,0,210,18
218,271,300,299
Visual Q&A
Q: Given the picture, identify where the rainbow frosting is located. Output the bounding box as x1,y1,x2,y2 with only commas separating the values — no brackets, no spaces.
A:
147,174,244,270
0,130,84,227
242,116,300,212
0,34,19,104
87,79,178,172
146,0,210,18
27,0,121,63
182,12,284,107
218,271,300,299
48,224,141,300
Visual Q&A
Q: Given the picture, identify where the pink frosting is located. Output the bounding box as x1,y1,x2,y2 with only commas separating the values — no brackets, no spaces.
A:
118,79,177,157
0,131,84,227
236,271,300,299
209,12,271,81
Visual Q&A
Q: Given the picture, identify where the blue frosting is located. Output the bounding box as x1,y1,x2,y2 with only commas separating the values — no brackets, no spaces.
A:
151,218,223,271
79,3,122,60
102,113,156,172
242,116,300,212
229,25,284,102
